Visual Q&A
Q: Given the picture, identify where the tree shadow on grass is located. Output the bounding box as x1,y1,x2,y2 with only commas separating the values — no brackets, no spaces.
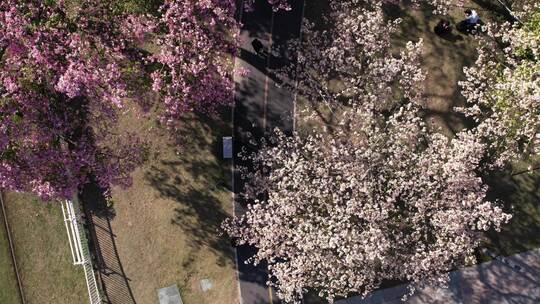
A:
81,182,137,304
383,2,480,137
144,112,235,268
470,0,516,23
484,169,540,256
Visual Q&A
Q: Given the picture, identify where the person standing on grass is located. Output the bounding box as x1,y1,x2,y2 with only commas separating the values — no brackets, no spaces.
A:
458,9,480,34
465,9,480,25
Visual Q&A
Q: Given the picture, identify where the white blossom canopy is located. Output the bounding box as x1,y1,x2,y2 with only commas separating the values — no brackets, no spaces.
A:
224,2,512,302
459,2,540,166
225,107,510,302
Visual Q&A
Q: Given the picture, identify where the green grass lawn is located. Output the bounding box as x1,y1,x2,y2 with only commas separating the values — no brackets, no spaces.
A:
0,108,238,304
3,192,87,304
0,204,21,304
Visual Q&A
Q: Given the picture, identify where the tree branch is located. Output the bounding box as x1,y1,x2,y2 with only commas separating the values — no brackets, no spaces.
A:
512,166,540,176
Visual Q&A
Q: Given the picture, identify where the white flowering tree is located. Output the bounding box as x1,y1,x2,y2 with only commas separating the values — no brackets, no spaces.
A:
224,2,511,302
459,2,540,166
276,1,425,111
225,107,511,302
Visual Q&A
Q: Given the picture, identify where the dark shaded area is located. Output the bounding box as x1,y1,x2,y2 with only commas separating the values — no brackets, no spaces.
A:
471,0,517,23
238,47,289,86
238,0,275,44
232,0,305,303
303,0,332,30
81,182,137,304
437,30,464,42
456,19,486,35
236,244,280,301
484,169,540,256
433,19,465,42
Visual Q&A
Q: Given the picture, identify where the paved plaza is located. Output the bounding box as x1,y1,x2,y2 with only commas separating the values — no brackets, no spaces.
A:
338,249,540,304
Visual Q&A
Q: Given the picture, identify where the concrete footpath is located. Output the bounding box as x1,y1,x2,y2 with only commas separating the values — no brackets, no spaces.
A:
338,249,540,304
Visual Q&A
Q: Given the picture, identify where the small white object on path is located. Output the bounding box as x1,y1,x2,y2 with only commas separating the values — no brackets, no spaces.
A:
223,136,233,159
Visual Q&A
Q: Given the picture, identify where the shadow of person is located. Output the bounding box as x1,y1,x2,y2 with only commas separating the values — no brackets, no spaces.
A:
240,48,267,70
439,32,464,42
433,20,464,43
456,19,485,36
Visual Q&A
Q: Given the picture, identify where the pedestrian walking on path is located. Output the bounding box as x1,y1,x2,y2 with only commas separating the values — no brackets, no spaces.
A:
251,38,264,56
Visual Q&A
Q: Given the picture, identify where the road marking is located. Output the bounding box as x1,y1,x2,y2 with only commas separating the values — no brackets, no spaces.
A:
233,1,305,303
268,283,274,303
263,10,275,132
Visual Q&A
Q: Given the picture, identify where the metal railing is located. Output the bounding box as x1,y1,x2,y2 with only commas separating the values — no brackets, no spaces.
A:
62,198,102,304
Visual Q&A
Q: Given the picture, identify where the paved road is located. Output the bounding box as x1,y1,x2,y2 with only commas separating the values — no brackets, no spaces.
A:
337,249,540,304
232,0,305,303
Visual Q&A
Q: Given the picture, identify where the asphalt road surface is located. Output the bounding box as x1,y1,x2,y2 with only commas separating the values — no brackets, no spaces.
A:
232,0,305,303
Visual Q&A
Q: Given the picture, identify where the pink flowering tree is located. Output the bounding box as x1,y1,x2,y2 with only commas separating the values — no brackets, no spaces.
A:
224,2,511,302
148,0,239,133
148,0,303,133
458,2,540,167
0,0,309,200
0,0,144,200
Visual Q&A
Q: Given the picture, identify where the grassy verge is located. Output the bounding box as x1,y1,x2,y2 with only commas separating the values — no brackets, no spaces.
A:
104,103,237,303
0,201,20,304
3,192,87,304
